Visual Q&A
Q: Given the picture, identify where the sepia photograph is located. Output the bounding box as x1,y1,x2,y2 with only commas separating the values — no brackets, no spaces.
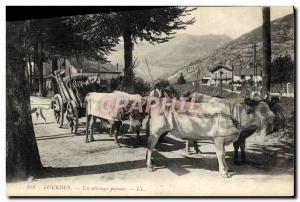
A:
6,6,295,197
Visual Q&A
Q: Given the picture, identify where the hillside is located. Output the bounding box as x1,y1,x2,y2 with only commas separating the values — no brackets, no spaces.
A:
168,14,294,83
108,33,231,80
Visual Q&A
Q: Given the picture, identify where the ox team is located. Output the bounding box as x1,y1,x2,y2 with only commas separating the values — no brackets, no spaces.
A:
84,88,282,178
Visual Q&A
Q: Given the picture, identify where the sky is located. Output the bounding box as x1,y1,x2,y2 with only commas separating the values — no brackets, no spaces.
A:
108,6,294,76
177,6,294,39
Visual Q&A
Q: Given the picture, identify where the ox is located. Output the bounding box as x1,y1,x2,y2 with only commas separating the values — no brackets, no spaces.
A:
145,98,276,177
149,87,201,154
189,90,286,164
85,91,144,146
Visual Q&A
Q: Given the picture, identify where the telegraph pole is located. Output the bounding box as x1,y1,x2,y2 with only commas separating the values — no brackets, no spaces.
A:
220,71,223,97
253,41,257,89
196,68,200,92
231,60,234,92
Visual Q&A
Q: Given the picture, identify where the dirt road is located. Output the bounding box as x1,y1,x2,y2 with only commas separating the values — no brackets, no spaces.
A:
7,96,295,196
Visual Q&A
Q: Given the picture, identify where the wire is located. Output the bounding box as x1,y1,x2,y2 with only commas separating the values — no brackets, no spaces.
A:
145,57,154,84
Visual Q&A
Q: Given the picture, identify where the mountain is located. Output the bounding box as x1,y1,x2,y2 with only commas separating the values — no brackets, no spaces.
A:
167,14,294,84
108,33,232,80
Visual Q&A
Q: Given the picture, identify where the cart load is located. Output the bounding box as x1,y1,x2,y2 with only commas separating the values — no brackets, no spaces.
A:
50,70,112,134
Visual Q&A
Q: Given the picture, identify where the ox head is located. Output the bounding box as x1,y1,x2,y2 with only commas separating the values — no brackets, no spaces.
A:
123,96,151,131
241,99,275,138
242,87,290,138
245,87,271,102
245,88,287,133
268,96,287,132
242,88,276,137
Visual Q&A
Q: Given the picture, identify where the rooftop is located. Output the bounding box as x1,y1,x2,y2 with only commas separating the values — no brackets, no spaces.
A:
209,65,232,73
68,58,120,73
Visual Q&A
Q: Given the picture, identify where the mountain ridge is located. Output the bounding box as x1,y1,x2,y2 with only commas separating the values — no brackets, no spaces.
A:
108,33,232,80
167,14,294,83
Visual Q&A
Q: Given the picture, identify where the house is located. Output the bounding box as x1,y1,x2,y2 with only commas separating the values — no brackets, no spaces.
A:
67,58,121,80
201,75,212,85
209,65,233,85
201,64,263,86
27,57,121,96
233,68,263,83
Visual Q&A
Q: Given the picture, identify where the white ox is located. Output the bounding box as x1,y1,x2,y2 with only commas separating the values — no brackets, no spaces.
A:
190,91,286,164
146,98,276,177
85,91,144,146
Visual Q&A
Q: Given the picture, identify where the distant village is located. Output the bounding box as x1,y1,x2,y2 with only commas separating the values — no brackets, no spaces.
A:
199,64,262,86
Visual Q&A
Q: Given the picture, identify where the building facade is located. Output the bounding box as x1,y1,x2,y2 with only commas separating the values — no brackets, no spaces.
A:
201,64,263,85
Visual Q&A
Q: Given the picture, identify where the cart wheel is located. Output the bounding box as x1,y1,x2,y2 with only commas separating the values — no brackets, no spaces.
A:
66,101,79,134
53,94,64,127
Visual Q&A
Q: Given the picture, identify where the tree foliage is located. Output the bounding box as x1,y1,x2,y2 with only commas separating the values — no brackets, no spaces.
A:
177,73,186,84
25,16,120,94
64,14,120,62
112,7,196,44
27,16,119,63
114,7,196,91
72,7,196,92
271,55,294,84
134,78,151,96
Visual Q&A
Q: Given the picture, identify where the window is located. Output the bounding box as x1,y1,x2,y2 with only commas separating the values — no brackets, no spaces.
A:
241,75,245,80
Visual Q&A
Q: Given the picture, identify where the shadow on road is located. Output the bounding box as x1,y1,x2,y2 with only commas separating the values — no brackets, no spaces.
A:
237,140,294,174
33,122,55,125
40,160,146,178
36,133,75,141
36,137,294,179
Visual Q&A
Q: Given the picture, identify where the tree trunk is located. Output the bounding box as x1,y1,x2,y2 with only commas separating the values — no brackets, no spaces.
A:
28,57,33,94
51,56,58,73
38,41,44,96
123,31,134,93
51,56,59,94
262,7,271,91
6,21,43,182
33,41,39,93
75,54,83,72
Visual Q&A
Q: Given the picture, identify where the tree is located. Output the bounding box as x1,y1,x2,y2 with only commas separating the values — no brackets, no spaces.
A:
7,21,43,181
27,18,79,95
177,73,186,84
64,14,120,63
95,7,195,92
271,55,294,84
26,19,46,96
116,7,195,92
66,8,195,92
134,77,151,96
25,16,120,95
262,7,271,91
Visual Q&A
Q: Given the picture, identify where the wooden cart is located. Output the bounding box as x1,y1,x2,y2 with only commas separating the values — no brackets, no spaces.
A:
50,70,110,134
